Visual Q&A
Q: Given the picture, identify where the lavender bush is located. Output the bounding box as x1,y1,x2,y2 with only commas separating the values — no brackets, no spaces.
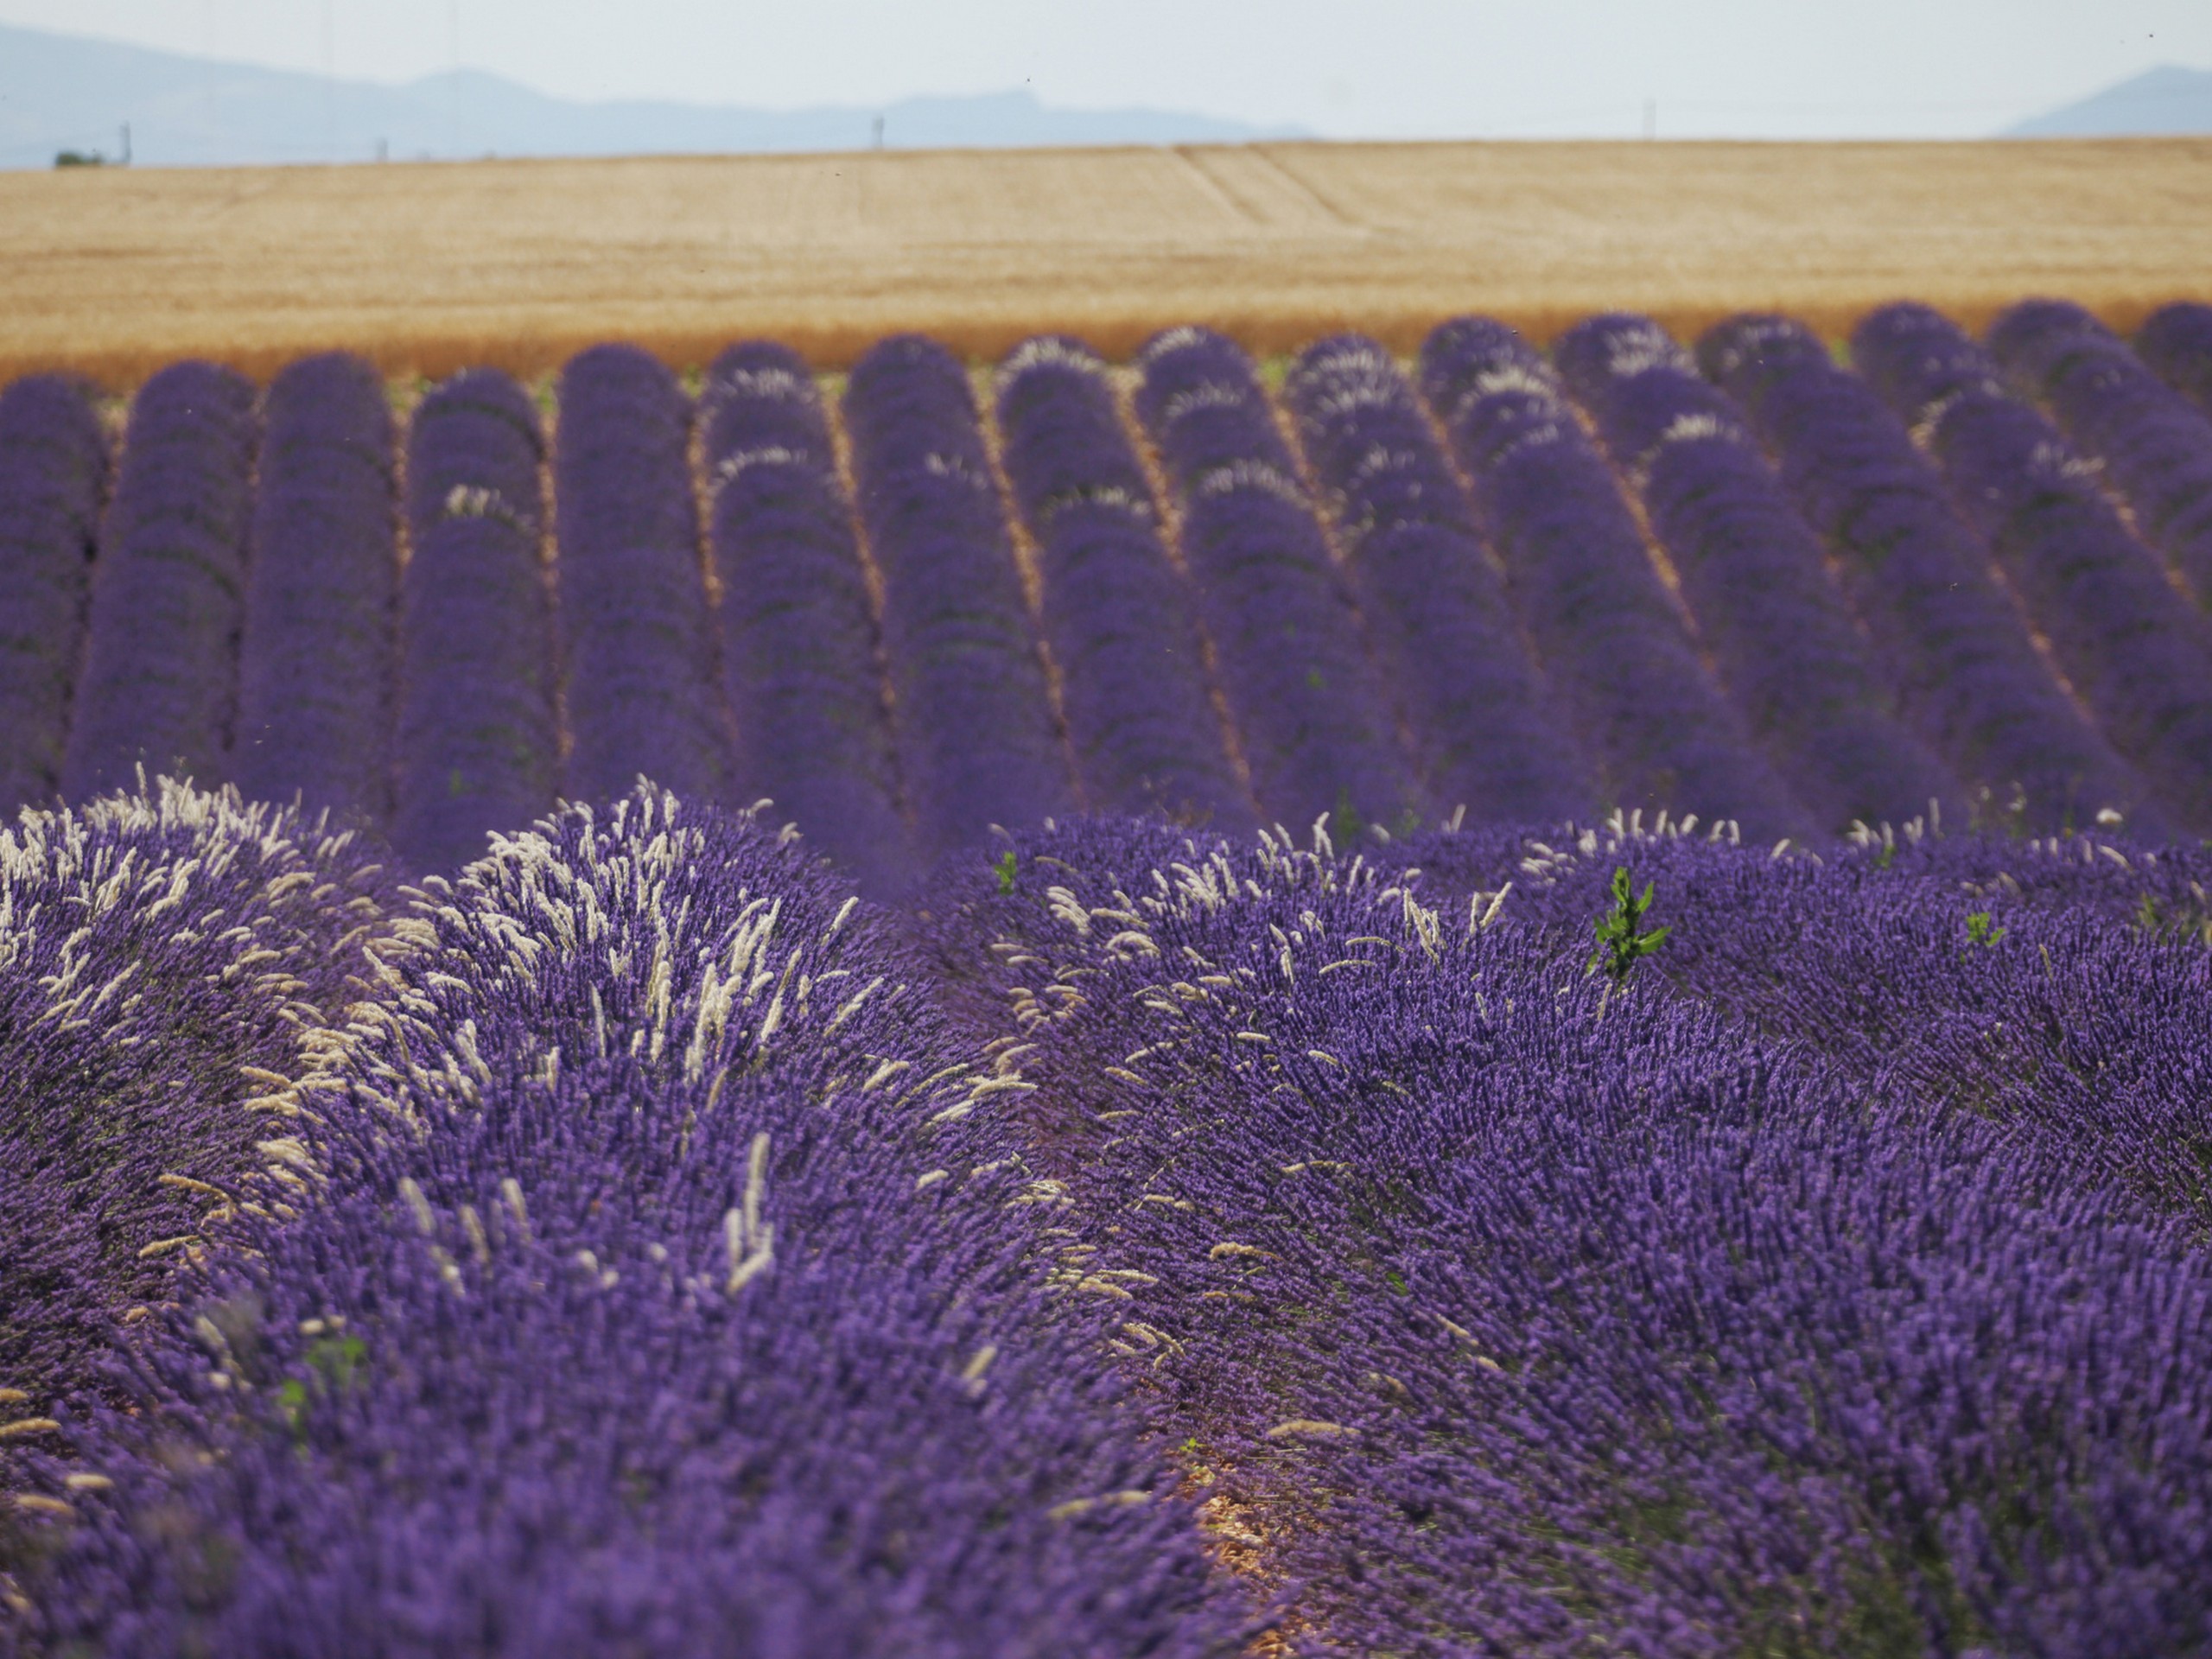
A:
1133,327,1419,836
16,311,2212,1655
993,336,1254,832
0,779,389,1414
1282,334,1592,824
1703,314,2157,835
0,375,105,817
232,353,400,824
843,335,1075,868
1990,297,2212,608
702,341,912,898
1557,314,1961,831
60,362,257,802
8,791,1251,1656
2138,300,2212,418
391,368,559,872
1417,317,1807,840
554,344,728,805
1854,302,2212,831
929,812,2212,1656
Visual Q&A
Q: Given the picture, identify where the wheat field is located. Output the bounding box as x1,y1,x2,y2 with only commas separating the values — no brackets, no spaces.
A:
6,136,2211,385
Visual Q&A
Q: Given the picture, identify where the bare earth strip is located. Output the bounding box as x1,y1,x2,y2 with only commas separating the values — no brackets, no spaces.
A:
3,137,2210,387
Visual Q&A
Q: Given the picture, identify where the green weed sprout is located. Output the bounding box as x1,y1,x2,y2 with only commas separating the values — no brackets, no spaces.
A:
1589,866,1669,985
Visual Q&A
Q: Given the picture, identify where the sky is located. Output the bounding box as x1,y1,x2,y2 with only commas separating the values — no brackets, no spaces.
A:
0,0,2205,138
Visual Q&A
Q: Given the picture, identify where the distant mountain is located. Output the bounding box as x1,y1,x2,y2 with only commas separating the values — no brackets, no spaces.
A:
0,22,1301,169
2007,65,2212,137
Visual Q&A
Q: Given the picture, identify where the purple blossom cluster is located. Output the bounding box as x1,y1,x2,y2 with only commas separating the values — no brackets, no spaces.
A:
2138,300,2212,418
930,811,2212,1656
60,362,257,802
1134,327,1418,835
700,341,912,898
232,353,400,823
17,304,2212,1654
0,779,389,1414
1416,318,1806,840
7,790,1250,1656
391,369,560,872
1990,298,2212,607
1557,314,1961,831
992,336,1254,832
842,335,1075,868
1402,817,2212,1221
1702,314,2158,835
1853,302,2212,831
553,344,729,805
0,376,105,817
1282,334,1592,825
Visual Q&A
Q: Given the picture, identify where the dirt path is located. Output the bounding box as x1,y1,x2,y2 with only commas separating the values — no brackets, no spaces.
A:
5,137,2209,386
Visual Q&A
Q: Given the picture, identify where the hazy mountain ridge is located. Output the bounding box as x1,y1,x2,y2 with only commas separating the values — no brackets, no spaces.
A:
0,22,1300,168
2007,65,2212,137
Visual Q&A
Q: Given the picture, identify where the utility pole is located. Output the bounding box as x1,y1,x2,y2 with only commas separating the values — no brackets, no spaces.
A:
120,122,131,165
872,115,885,150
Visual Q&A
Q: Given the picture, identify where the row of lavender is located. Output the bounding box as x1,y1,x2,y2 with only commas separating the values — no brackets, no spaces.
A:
0,783,1252,1653
10,302,2212,879
933,812,2212,1654
8,769,2212,1649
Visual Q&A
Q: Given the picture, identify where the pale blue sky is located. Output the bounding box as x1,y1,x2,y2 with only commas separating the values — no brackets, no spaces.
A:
1,0,2204,138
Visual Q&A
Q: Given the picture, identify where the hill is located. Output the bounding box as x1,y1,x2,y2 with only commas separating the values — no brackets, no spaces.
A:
2009,65,2212,137
0,20,1296,170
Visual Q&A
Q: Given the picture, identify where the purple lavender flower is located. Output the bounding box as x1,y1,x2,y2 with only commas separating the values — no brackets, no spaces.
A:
1417,317,1808,841
0,375,105,817
1557,314,1961,832
60,361,257,801
553,344,729,806
0,779,390,1412
2137,299,2212,417
391,368,559,872
701,340,913,896
1991,297,2212,609
1283,334,1593,825
232,353,399,825
13,792,1250,1656
929,811,2212,1656
1855,302,2212,831
1703,313,2158,835
1133,327,1420,835
842,334,1075,868
993,335,1254,832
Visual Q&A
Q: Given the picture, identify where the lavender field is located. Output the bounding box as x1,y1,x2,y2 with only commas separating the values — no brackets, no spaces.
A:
4,302,2212,1655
